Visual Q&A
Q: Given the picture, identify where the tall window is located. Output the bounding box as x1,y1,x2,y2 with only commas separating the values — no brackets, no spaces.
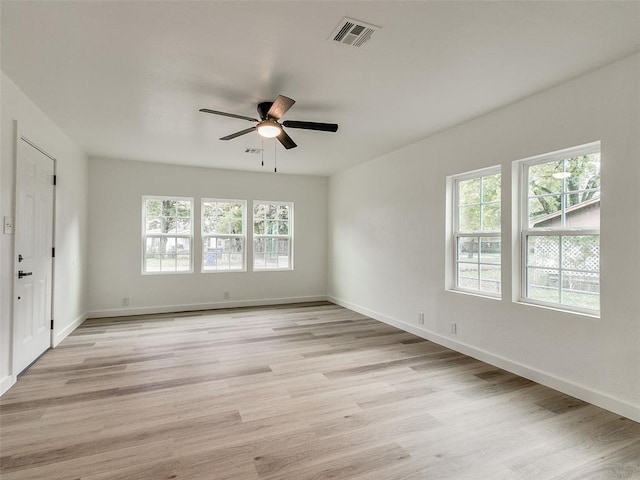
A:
142,196,193,274
452,168,501,296
253,201,293,270
201,199,246,272
520,143,600,314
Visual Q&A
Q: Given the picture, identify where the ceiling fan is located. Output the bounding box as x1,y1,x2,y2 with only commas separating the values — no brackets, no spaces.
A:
199,95,338,150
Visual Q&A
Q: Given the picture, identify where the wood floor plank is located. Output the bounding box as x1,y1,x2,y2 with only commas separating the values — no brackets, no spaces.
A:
1,302,638,479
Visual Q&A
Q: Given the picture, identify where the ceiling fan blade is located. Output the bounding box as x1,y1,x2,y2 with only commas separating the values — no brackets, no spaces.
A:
277,129,297,150
282,120,338,132
220,127,256,140
200,108,258,123
267,95,295,120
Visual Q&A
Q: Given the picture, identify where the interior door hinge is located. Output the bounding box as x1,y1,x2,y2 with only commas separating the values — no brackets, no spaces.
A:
51,319,54,330
52,247,55,258
53,175,57,186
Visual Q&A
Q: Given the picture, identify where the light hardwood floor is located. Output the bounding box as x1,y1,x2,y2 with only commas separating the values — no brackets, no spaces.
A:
1,302,639,479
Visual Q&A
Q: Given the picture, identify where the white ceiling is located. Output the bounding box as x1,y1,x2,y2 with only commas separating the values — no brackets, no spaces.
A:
2,1,639,176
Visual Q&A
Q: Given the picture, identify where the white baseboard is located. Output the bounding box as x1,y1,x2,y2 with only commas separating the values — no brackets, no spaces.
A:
1,374,16,396
328,295,640,423
53,312,88,347
87,295,328,319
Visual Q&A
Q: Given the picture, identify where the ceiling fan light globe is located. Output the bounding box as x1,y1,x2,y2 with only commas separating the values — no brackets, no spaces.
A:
257,121,282,138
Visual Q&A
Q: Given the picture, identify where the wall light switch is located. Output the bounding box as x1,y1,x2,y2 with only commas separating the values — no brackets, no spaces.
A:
3,216,14,234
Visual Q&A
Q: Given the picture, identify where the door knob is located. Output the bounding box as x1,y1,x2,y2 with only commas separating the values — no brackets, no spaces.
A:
18,270,32,279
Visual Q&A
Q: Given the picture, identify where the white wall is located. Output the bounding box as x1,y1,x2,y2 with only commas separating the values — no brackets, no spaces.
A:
328,54,640,421
88,157,327,316
1,72,89,394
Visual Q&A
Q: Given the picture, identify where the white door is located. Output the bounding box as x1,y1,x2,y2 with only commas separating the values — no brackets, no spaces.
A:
13,138,55,374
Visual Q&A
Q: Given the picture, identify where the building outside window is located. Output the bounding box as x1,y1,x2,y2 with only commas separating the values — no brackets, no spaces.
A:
142,196,193,274
253,201,293,271
202,199,246,272
519,143,600,314
452,167,502,296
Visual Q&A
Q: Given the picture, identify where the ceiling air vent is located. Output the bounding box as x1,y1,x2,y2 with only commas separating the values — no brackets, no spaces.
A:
331,17,380,48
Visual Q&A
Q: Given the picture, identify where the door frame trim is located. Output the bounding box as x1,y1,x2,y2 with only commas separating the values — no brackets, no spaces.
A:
21,133,58,350
21,135,57,162
11,125,57,378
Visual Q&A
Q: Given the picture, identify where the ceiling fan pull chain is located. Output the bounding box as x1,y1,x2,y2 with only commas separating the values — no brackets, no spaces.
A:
274,139,277,173
261,140,264,166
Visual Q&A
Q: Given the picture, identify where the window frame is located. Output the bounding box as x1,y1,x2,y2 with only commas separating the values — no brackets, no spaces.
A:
201,198,247,273
517,142,601,316
451,166,502,298
252,200,294,272
141,195,194,275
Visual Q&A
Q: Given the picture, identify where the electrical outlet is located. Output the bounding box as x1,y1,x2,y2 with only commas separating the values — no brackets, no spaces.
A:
417,312,425,325
121,297,130,307
450,323,457,334
224,291,231,300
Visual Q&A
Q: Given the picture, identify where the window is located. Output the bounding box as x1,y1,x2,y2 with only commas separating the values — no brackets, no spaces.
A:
202,199,246,272
452,167,502,296
519,143,600,314
253,201,293,270
142,196,193,274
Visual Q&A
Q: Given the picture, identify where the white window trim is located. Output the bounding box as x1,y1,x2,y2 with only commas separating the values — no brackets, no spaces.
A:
141,195,194,275
516,142,601,316
201,198,247,273
450,166,502,298
252,200,294,272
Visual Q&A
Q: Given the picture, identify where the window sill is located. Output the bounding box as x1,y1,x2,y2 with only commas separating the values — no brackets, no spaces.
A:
253,268,294,272
515,298,600,319
141,270,193,276
447,288,502,301
201,269,247,274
